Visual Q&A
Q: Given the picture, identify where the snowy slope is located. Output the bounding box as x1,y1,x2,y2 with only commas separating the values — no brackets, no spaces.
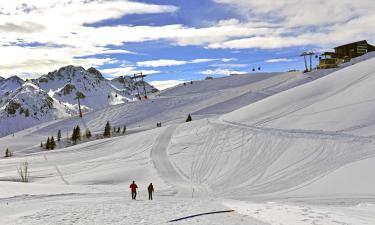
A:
222,56,375,136
1,54,375,224
0,69,339,148
0,76,24,98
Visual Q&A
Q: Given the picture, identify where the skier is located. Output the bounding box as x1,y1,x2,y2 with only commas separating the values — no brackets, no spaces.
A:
148,183,154,200
130,181,138,200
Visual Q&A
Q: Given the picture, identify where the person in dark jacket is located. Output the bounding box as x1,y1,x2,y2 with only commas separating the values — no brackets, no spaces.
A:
148,183,154,200
130,181,138,200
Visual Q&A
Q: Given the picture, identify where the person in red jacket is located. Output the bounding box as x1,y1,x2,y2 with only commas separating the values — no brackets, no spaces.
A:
129,181,138,200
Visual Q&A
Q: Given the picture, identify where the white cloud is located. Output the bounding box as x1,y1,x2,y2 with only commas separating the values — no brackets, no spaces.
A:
137,58,225,67
0,45,120,79
190,59,217,63
0,0,178,77
200,69,247,76
210,0,375,49
213,0,373,28
137,59,187,67
100,67,160,78
221,58,237,62
149,80,185,90
265,58,297,63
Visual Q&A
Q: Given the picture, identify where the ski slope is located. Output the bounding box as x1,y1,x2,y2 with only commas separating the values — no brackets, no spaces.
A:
0,70,336,153
223,56,375,136
1,54,375,224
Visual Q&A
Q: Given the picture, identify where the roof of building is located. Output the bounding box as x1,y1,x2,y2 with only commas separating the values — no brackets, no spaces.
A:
334,40,369,49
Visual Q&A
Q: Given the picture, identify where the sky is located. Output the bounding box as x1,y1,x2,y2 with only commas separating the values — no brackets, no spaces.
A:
0,0,374,88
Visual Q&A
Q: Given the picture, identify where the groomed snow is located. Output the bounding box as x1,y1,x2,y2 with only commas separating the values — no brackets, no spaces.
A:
1,54,375,224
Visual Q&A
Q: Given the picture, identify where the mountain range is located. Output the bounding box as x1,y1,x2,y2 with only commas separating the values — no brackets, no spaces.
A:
0,66,157,136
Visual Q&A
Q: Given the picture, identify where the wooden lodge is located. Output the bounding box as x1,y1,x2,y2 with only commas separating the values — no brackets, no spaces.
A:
317,40,375,69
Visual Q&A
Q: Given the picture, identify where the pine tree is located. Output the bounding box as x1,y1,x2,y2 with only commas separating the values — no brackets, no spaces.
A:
75,126,81,141
104,121,111,137
122,125,126,134
40,141,43,148
57,130,61,142
71,126,77,144
117,127,121,133
5,148,11,157
186,114,192,122
85,129,92,139
50,136,56,150
46,137,51,150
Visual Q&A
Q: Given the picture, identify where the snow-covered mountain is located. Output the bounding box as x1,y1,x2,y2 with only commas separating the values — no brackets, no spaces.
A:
110,75,158,97
31,66,158,110
0,82,72,136
0,66,158,136
0,75,24,98
33,66,129,109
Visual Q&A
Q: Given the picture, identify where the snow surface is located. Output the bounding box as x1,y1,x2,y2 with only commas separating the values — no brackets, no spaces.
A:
1,54,375,224
222,55,375,136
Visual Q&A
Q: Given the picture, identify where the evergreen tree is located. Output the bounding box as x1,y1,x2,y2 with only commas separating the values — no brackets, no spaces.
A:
71,126,81,144
122,125,126,134
104,121,111,137
40,141,43,148
5,148,11,157
117,127,121,133
75,126,81,141
57,130,61,142
186,114,192,122
71,127,77,143
46,137,51,149
50,136,56,150
85,129,92,139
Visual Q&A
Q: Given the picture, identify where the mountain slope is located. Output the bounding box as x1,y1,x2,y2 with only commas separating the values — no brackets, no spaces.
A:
0,82,71,136
33,66,132,110
110,75,158,98
0,76,24,98
0,66,158,136
222,55,375,136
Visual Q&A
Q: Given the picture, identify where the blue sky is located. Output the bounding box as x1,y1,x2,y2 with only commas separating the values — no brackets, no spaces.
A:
0,0,373,87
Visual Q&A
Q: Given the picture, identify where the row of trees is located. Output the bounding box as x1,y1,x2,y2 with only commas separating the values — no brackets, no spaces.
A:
40,121,126,151
42,136,57,150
